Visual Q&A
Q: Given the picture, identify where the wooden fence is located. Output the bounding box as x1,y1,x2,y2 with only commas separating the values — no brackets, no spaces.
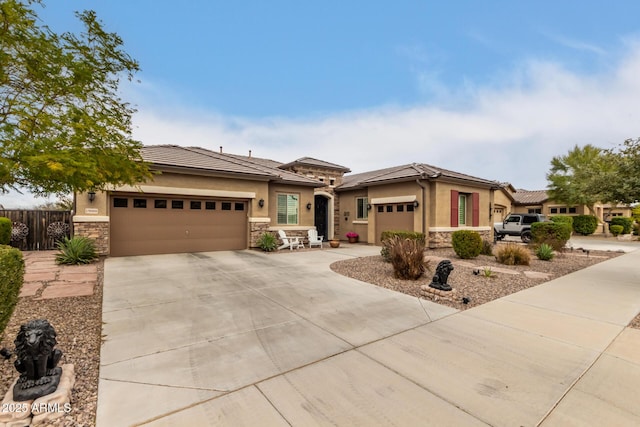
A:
0,210,72,251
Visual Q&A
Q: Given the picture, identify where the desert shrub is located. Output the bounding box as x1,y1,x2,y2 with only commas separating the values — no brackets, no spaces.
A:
610,217,633,235
451,230,482,259
380,231,425,262
550,215,573,228
0,245,24,335
387,235,429,280
572,215,598,235
55,236,97,265
609,224,624,236
480,239,494,256
0,217,10,245
634,223,640,236
257,232,278,252
531,222,571,251
494,243,531,266
535,243,555,261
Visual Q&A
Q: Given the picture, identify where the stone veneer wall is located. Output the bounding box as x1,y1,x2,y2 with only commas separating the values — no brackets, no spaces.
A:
249,221,271,248
428,230,492,249
249,222,311,248
73,221,109,255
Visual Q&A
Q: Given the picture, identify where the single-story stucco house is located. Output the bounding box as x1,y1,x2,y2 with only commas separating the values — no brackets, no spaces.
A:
73,145,505,256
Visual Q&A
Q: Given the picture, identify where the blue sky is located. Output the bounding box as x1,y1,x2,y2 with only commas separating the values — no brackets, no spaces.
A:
4,0,640,207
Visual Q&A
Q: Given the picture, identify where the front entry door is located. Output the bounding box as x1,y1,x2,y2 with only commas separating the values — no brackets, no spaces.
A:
314,195,328,240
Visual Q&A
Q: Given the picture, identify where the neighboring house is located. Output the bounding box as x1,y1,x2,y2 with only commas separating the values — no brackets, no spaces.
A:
73,146,501,256
502,188,632,233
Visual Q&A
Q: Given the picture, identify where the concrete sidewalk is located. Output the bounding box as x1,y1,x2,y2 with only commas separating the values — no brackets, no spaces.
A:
97,244,640,426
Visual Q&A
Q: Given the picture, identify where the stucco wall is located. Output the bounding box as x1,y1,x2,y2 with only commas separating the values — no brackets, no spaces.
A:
335,188,369,242
430,181,492,227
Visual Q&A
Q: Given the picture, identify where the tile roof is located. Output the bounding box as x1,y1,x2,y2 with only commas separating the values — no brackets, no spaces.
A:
512,189,548,205
278,157,351,172
141,145,323,186
338,163,499,190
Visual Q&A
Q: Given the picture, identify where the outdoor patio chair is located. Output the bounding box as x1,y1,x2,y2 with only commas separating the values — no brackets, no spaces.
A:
307,229,324,249
277,230,304,250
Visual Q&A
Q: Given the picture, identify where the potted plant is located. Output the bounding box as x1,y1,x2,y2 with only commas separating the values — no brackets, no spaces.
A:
346,232,359,243
329,237,340,248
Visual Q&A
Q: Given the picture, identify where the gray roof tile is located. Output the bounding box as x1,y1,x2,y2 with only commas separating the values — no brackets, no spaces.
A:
141,145,322,186
339,163,499,190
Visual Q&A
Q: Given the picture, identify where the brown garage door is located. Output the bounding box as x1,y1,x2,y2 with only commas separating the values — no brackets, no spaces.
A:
110,195,248,256
375,203,415,245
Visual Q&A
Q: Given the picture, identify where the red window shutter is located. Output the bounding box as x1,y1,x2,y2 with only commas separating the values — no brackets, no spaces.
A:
450,190,459,227
472,192,480,227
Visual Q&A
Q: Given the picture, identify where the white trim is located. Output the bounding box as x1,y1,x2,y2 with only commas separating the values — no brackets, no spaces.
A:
429,226,491,232
370,195,417,205
114,185,256,199
73,215,109,223
353,221,368,225
249,217,271,223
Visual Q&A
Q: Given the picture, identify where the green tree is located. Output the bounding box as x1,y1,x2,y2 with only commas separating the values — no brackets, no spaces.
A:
0,0,151,196
600,138,640,204
546,144,610,215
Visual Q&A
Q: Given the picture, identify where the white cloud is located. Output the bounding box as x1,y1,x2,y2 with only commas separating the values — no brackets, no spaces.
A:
6,41,640,207
132,42,640,191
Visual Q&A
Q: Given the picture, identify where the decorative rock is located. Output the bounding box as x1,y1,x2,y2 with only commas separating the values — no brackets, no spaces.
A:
0,364,75,427
420,285,458,302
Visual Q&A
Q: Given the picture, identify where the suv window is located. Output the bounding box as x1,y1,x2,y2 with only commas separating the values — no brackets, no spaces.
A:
522,216,538,224
505,215,521,223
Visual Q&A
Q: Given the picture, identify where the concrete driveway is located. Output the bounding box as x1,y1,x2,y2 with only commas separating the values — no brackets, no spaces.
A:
97,246,458,426
97,244,640,426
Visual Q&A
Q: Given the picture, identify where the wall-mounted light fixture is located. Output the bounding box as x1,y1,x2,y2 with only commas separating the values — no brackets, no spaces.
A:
258,198,265,208
367,204,372,210
88,191,96,203
413,200,419,208
306,202,312,210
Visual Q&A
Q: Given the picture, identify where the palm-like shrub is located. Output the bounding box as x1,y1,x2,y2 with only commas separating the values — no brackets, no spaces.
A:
380,231,425,262
55,236,98,265
494,243,531,266
257,232,278,252
387,235,429,280
535,243,555,261
451,230,482,259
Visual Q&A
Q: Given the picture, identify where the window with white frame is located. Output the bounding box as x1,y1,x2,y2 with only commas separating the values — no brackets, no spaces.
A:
356,197,368,220
458,194,467,225
277,194,299,224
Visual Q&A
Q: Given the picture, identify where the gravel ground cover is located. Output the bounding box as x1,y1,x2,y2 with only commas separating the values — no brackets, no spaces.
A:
0,258,104,427
330,245,640,327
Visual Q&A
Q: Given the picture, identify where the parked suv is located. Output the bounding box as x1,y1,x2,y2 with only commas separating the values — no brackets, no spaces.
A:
494,213,547,243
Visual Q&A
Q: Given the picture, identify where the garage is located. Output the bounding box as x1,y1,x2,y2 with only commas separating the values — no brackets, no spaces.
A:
374,203,415,245
109,194,248,256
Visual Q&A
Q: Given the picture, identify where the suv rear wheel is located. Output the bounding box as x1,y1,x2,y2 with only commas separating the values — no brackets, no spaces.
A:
521,230,532,243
